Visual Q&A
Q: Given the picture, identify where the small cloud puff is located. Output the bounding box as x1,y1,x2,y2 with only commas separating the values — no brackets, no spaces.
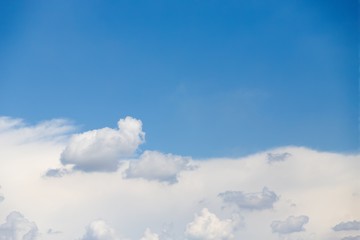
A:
125,150,195,183
333,221,360,231
218,187,278,211
185,208,238,240
267,152,291,163
44,166,72,178
0,211,41,240
61,117,145,172
140,228,159,240
271,215,309,234
81,220,119,240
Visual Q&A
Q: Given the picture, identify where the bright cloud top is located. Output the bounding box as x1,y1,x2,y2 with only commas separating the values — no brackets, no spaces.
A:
140,228,159,240
81,220,119,240
185,208,239,240
0,116,359,240
60,116,145,172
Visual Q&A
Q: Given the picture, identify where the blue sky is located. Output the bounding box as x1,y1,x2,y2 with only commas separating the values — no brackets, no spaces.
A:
0,0,358,157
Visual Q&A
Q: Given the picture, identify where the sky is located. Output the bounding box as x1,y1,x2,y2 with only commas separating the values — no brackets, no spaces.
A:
0,1,359,240
0,0,358,157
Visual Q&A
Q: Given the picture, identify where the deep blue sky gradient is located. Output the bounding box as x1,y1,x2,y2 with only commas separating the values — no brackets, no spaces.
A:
0,0,358,157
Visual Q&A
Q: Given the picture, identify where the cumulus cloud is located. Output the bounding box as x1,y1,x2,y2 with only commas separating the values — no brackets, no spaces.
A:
218,187,278,211
140,228,159,240
0,211,41,240
333,221,360,231
267,152,291,163
185,208,238,240
81,220,119,240
125,150,195,183
60,117,145,172
270,215,309,234
342,236,360,240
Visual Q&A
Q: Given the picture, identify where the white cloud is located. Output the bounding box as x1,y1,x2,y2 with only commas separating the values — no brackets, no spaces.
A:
333,221,360,231
125,150,195,183
61,117,145,172
271,215,309,234
81,220,119,240
0,211,41,240
185,208,238,240
218,187,278,211
140,228,159,240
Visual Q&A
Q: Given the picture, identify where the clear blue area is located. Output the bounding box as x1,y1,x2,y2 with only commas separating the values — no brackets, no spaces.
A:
0,0,358,157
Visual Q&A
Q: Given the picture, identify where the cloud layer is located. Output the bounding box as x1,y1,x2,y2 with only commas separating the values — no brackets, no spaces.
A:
0,116,359,240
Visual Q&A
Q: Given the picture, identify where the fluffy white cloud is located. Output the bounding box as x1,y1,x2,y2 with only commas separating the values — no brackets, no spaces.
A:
185,208,238,240
0,211,41,240
125,151,195,183
271,215,309,234
218,187,278,211
81,220,119,240
333,221,360,231
60,117,145,172
140,228,159,240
